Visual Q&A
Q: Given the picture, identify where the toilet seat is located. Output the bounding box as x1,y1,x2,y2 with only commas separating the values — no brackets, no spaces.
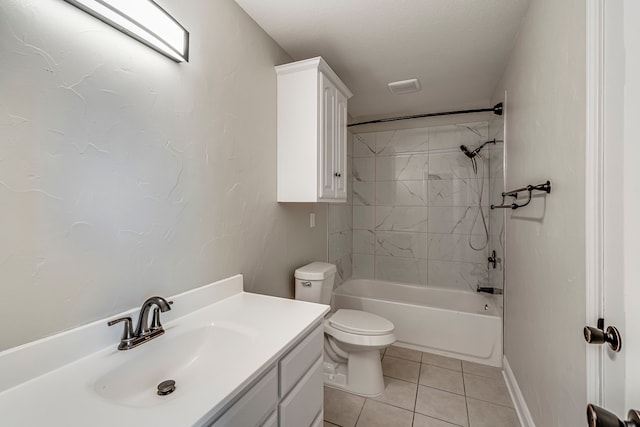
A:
324,310,395,348
328,309,394,336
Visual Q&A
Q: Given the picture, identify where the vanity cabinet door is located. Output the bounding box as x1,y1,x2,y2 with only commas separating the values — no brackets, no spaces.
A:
278,356,323,427
279,324,323,396
209,367,278,427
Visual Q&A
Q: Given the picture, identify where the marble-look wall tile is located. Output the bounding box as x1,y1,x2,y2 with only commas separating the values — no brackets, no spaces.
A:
487,120,505,300
428,122,489,152
488,144,504,181
353,181,375,206
376,128,429,156
329,204,352,233
428,178,489,207
353,133,376,157
376,207,429,232
333,254,353,288
351,120,494,292
428,233,487,263
376,231,429,259
329,230,352,262
428,152,488,180
354,229,375,254
353,253,374,278
427,260,488,292
376,154,429,181
490,210,505,253
353,206,375,230
353,157,376,182
375,256,429,285
376,181,428,207
428,206,489,235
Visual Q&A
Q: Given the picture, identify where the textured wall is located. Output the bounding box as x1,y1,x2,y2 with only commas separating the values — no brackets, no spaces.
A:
0,0,327,351
492,0,587,424
350,122,493,292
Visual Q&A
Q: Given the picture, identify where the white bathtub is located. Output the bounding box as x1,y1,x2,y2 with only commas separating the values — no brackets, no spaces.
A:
332,279,503,367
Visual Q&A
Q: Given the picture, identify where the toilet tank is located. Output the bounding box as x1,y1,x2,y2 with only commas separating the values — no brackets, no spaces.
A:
294,262,336,305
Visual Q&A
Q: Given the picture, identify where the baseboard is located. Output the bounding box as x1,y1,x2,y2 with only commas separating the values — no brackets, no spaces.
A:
503,356,536,427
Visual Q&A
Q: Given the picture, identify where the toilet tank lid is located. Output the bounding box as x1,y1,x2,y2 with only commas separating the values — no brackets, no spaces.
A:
295,262,337,280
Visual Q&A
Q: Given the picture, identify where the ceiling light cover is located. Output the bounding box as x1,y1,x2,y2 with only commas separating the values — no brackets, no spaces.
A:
64,0,189,62
388,79,421,95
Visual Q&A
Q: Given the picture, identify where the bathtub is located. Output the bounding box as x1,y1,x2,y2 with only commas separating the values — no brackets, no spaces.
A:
332,279,503,367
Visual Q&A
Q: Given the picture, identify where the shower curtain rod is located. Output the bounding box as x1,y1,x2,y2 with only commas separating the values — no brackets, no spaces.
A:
347,102,503,127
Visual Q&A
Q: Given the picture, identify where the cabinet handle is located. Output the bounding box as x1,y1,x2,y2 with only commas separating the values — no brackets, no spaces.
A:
334,172,342,178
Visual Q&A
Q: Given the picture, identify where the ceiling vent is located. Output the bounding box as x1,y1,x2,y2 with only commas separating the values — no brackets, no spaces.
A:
387,78,421,95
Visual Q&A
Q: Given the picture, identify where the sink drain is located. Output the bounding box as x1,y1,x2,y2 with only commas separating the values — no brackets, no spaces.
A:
157,379,176,396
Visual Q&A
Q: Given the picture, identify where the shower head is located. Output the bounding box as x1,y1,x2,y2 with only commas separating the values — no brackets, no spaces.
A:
460,139,496,159
460,145,476,158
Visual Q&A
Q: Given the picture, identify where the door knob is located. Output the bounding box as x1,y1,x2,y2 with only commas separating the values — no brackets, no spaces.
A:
584,325,622,352
587,404,640,427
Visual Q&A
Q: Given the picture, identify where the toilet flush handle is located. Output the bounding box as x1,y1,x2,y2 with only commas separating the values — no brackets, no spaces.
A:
301,281,312,287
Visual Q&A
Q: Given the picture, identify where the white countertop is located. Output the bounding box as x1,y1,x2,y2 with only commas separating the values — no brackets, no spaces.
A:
0,275,329,426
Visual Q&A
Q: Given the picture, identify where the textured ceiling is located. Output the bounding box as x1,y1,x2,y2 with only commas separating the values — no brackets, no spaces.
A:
234,0,530,120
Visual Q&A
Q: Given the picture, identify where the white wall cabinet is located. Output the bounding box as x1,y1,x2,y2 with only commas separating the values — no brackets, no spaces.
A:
276,57,352,203
203,323,324,427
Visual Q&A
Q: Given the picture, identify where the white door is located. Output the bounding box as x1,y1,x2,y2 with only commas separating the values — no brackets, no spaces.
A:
586,0,640,423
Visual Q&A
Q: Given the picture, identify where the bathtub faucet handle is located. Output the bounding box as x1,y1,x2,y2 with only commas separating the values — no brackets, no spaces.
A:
488,250,498,269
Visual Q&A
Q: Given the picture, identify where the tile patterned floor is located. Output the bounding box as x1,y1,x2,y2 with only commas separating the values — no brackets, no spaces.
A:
323,346,520,427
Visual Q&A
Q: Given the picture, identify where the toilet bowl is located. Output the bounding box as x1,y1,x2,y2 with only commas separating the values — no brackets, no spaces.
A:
294,262,396,397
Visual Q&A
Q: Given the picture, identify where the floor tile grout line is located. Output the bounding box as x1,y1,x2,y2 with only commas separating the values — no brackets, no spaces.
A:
417,382,465,397
462,367,471,427
462,371,504,381
412,360,423,426
413,402,466,427
368,394,417,413
465,395,516,410
353,395,367,427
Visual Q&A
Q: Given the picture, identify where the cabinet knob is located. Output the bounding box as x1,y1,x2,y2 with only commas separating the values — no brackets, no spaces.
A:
334,172,342,178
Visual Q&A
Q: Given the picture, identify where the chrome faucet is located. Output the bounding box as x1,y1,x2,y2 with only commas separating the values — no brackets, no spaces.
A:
108,296,173,350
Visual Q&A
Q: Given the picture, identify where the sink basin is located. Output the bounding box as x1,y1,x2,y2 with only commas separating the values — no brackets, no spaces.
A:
94,322,257,408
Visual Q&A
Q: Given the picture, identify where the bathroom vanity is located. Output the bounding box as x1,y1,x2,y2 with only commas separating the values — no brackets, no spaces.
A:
0,275,329,426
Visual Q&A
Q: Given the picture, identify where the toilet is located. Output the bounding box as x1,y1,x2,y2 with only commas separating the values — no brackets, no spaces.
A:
295,262,395,397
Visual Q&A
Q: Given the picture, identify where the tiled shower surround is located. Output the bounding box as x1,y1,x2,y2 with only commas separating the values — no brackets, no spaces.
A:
488,116,505,300
350,122,499,292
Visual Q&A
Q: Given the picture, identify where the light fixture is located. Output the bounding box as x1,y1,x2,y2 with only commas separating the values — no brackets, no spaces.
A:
64,0,189,62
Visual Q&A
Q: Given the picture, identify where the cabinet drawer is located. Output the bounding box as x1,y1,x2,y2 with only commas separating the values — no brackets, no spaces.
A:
310,411,323,427
261,410,278,427
279,356,323,427
210,367,278,427
279,324,323,397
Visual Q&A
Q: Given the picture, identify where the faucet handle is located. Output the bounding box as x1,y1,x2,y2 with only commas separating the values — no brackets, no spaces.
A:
150,301,173,332
108,317,134,343
150,308,163,331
